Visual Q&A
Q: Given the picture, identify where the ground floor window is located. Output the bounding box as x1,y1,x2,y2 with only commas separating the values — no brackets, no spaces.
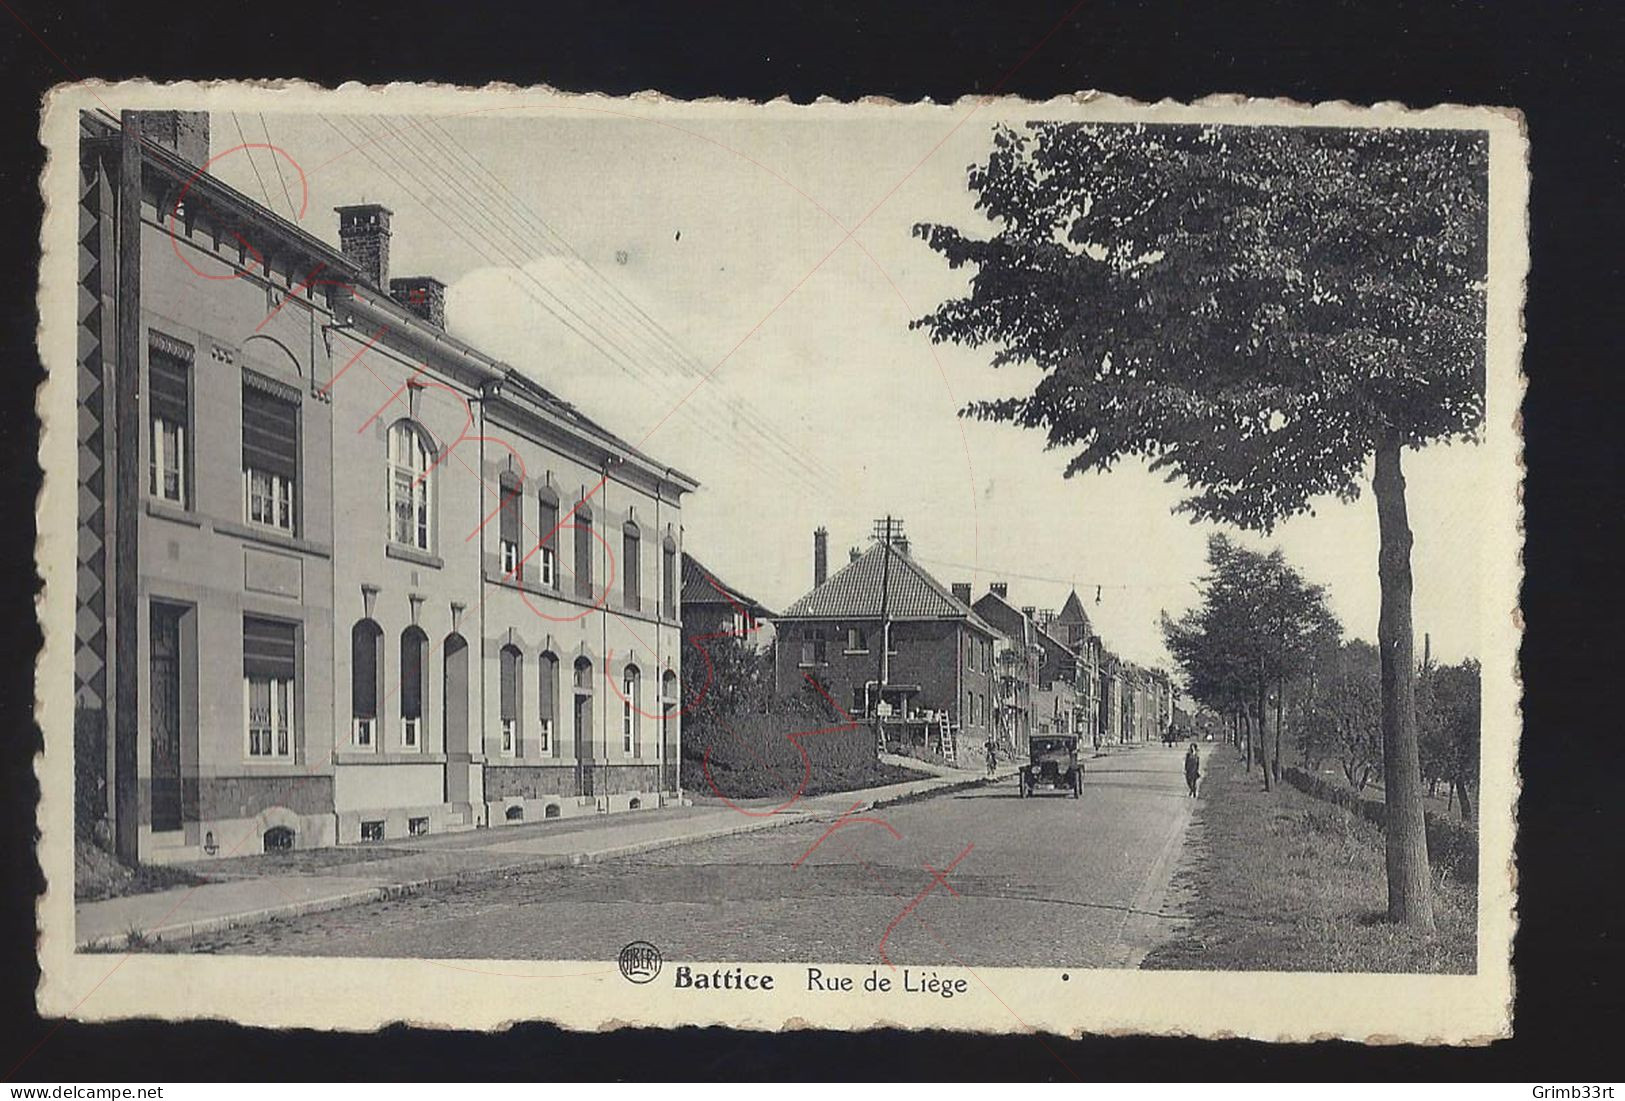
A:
244,616,296,760
360,820,384,841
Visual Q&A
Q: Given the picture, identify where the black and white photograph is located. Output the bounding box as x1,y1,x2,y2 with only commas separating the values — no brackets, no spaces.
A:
33,85,1525,1042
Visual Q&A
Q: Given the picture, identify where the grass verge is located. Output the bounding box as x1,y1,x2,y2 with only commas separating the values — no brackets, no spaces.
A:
75,839,207,902
1141,747,1476,973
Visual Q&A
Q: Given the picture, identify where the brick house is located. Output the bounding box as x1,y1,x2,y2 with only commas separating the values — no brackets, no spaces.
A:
680,552,776,652
73,110,695,863
772,531,997,760
970,587,1041,755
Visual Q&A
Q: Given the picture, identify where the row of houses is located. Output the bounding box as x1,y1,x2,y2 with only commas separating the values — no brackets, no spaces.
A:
75,111,699,864
766,527,1176,764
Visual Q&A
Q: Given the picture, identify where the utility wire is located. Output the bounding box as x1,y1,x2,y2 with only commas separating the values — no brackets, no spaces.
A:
324,114,834,496
229,112,274,212
404,114,839,485
259,112,298,220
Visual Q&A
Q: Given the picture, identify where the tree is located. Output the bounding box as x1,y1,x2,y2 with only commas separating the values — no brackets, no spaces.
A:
914,123,1486,927
1163,535,1338,791
1315,641,1384,791
1420,659,1481,822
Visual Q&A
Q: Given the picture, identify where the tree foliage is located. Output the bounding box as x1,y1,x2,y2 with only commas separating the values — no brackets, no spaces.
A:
913,122,1487,530
1419,659,1482,820
1162,534,1340,786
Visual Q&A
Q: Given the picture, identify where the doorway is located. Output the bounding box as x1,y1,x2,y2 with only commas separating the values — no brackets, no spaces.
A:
149,602,187,832
442,633,469,804
573,657,594,797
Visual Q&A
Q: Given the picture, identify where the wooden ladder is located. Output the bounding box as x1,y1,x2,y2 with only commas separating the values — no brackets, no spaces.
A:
939,714,957,765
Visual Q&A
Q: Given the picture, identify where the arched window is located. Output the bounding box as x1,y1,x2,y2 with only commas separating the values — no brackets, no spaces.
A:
499,644,522,757
351,619,383,748
537,486,560,590
622,519,641,612
388,421,433,551
400,626,428,750
662,534,679,620
574,500,594,598
622,665,640,755
498,471,523,579
574,655,594,692
538,651,558,754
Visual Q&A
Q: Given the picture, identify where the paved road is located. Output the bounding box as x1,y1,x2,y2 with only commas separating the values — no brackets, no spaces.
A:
175,743,1202,968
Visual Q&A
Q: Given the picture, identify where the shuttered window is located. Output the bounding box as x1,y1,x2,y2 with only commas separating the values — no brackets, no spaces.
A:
662,541,677,620
623,523,641,611
350,620,381,749
244,617,296,759
499,645,521,756
242,377,299,534
499,475,522,579
149,337,190,505
539,651,557,754
400,627,427,750
538,494,560,589
574,508,594,598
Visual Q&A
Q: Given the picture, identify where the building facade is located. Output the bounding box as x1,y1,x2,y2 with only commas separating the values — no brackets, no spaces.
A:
74,111,695,864
773,531,997,760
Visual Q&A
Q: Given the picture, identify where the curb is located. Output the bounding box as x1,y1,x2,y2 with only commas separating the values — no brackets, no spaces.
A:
79,770,1006,951
77,810,811,952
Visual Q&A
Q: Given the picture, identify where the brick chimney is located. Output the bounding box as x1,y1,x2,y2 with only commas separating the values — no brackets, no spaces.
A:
390,276,446,329
951,582,972,604
132,110,209,167
814,526,829,587
335,204,392,288
849,546,862,564
990,582,1009,600
893,535,910,557
1021,605,1037,620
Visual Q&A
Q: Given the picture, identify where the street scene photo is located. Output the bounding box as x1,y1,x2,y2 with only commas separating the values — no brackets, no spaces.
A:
49,90,1517,1017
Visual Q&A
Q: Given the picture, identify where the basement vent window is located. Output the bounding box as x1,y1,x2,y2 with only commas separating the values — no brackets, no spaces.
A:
263,826,294,852
628,798,642,811
505,805,524,822
360,820,385,841
408,816,429,837
544,804,561,819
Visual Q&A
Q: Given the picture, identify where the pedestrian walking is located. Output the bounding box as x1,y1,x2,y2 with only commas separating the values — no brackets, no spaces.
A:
985,738,998,779
1184,743,1201,798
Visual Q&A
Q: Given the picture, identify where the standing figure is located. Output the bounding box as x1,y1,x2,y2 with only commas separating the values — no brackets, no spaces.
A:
1184,743,1201,798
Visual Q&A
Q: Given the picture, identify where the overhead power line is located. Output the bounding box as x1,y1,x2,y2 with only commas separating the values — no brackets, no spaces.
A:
318,114,835,498
393,114,838,489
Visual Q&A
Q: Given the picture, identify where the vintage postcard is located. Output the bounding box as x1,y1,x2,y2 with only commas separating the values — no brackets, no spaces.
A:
34,82,1526,1044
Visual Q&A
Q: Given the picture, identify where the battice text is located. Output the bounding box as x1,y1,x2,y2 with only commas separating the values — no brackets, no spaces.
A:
672,966,775,990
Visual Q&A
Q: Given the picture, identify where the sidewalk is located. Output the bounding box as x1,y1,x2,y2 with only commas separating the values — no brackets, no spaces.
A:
76,765,1008,950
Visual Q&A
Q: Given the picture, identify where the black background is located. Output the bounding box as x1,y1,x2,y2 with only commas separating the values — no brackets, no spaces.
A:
0,0,1618,1082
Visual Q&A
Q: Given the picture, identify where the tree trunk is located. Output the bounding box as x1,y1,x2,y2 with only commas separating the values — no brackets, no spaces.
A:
1273,678,1285,782
1257,683,1272,792
1373,437,1436,929
1453,778,1474,823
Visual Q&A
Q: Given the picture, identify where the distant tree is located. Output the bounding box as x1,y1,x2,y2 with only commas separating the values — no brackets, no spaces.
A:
1420,659,1481,822
1163,534,1338,792
915,122,1486,927
1313,641,1384,791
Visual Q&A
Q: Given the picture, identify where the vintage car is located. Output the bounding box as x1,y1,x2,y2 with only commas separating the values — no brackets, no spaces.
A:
1019,734,1083,798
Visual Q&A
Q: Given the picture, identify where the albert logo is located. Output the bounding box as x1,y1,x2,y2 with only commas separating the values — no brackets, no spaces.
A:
618,941,663,985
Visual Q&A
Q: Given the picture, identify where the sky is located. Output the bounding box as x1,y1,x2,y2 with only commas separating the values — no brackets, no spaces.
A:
206,105,1490,669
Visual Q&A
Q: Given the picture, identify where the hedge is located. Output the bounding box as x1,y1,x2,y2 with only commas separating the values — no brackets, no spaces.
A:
1281,766,1478,884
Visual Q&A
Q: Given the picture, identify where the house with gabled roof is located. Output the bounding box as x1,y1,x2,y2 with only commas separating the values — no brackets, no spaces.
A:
771,528,997,763
681,551,776,652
